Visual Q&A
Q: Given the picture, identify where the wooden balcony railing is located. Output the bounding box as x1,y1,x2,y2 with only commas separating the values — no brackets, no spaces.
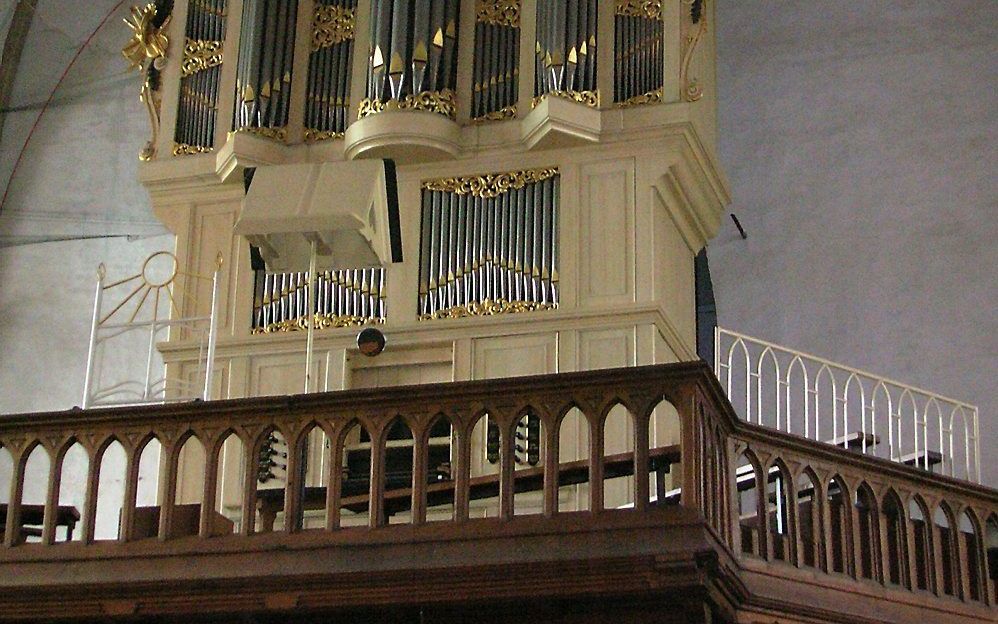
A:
0,362,994,622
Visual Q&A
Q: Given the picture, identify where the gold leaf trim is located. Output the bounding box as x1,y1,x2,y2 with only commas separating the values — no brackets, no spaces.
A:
312,5,355,51
419,299,557,321
252,313,383,334
122,3,170,70
531,89,600,109
173,142,212,156
234,126,289,142
422,167,559,198
304,128,345,142
473,104,517,123
358,89,457,119
182,38,223,76
476,0,520,28
615,0,662,19
615,87,663,108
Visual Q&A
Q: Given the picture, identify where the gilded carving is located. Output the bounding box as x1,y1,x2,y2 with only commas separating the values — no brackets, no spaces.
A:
236,126,289,142
473,104,517,123
122,1,172,161
358,89,457,119
312,4,355,51
476,0,520,28
304,128,346,142
681,0,707,102
182,38,223,77
252,313,382,334
615,88,663,109
615,0,662,20
531,89,600,109
419,299,558,321
172,142,213,156
422,167,559,199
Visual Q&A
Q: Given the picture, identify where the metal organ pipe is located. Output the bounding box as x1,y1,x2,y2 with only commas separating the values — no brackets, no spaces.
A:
614,0,664,105
174,0,227,155
472,0,519,121
304,0,357,141
361,0,460,118
233,0,299,141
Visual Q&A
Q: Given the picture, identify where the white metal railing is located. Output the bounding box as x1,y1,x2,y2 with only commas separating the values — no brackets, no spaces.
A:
714,327,981,483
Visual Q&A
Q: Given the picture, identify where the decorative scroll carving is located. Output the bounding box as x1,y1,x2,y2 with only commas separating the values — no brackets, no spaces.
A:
173,142,213,155
615,88,663,109
473,104,517,123
304,128,345,142
253,313,381,334
422,167,559,198
312,4,355,50
531,89,600,109
476,0,520,27
235,126,288,142
681,0,707,102
182,38,223,76
122,1,173,161
615,0,661,19
420,299,557,321
358,89,457,119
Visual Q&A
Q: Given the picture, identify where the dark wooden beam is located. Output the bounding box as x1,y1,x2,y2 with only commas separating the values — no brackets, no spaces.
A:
0,0,37,144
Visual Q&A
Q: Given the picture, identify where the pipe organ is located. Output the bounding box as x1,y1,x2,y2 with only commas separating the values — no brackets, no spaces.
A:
614,0,663,105
361,0,461,118
252,268,386,333
174,0,227,154
534,0,599,107
471,0,519,121
233,0,300,140
305,0,358,141
417,168,559,320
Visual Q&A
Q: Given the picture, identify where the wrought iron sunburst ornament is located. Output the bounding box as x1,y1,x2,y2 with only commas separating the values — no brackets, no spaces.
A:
122,1,174,161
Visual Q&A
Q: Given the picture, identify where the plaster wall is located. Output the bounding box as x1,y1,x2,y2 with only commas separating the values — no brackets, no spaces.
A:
710,1,997,481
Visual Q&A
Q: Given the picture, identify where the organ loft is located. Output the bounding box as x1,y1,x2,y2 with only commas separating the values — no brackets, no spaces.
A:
0,2,993,623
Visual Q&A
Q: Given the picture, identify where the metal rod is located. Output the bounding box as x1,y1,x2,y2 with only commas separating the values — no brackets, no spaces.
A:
304,241,318,394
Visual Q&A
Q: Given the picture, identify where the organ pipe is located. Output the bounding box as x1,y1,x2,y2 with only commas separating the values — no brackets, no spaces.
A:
233,0,300,141
419,169,560,320
534,0,598,107
614,0,663,106
472,0,520,122
252,268,386,333
305,0,357,141
360,0,461,119
174,0,227,155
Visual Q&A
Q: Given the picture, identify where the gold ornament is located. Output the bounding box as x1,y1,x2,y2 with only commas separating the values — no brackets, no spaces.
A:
173,142,213,156
304,128,345,142
616,88,664,109
615,0,662,20
476,0,520,28
473,104,517,123
681,0,707,102
422,167,559,199
252,313,383,334
358,89,457,119
420,299,558,321
182,38,224,77
532,89,600,109
312,4,355,51
122,3,172,161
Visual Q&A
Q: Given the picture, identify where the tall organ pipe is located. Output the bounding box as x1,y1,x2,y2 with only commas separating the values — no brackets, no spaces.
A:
233,0,300,140
305,0,357,140
614,1,663,105
175,0,227,155
472,1,520,121
362,0,460,119
534,0,597,106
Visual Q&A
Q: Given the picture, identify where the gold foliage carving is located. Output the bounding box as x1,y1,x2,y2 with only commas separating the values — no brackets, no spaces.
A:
531,89,600,109
304,128,345,142
419,299,558,321
312,4,355,51
173,142,213,156
422,167,559,199
473,104,517,123
122,2,171,161
252,313,382,334
615,88,663,108
476,0,520,28
182,38,223,76
235,126,289,142
358,89,457,119
615,0,662,20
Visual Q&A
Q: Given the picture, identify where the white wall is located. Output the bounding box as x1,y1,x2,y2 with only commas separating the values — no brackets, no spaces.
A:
711,0,997,481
